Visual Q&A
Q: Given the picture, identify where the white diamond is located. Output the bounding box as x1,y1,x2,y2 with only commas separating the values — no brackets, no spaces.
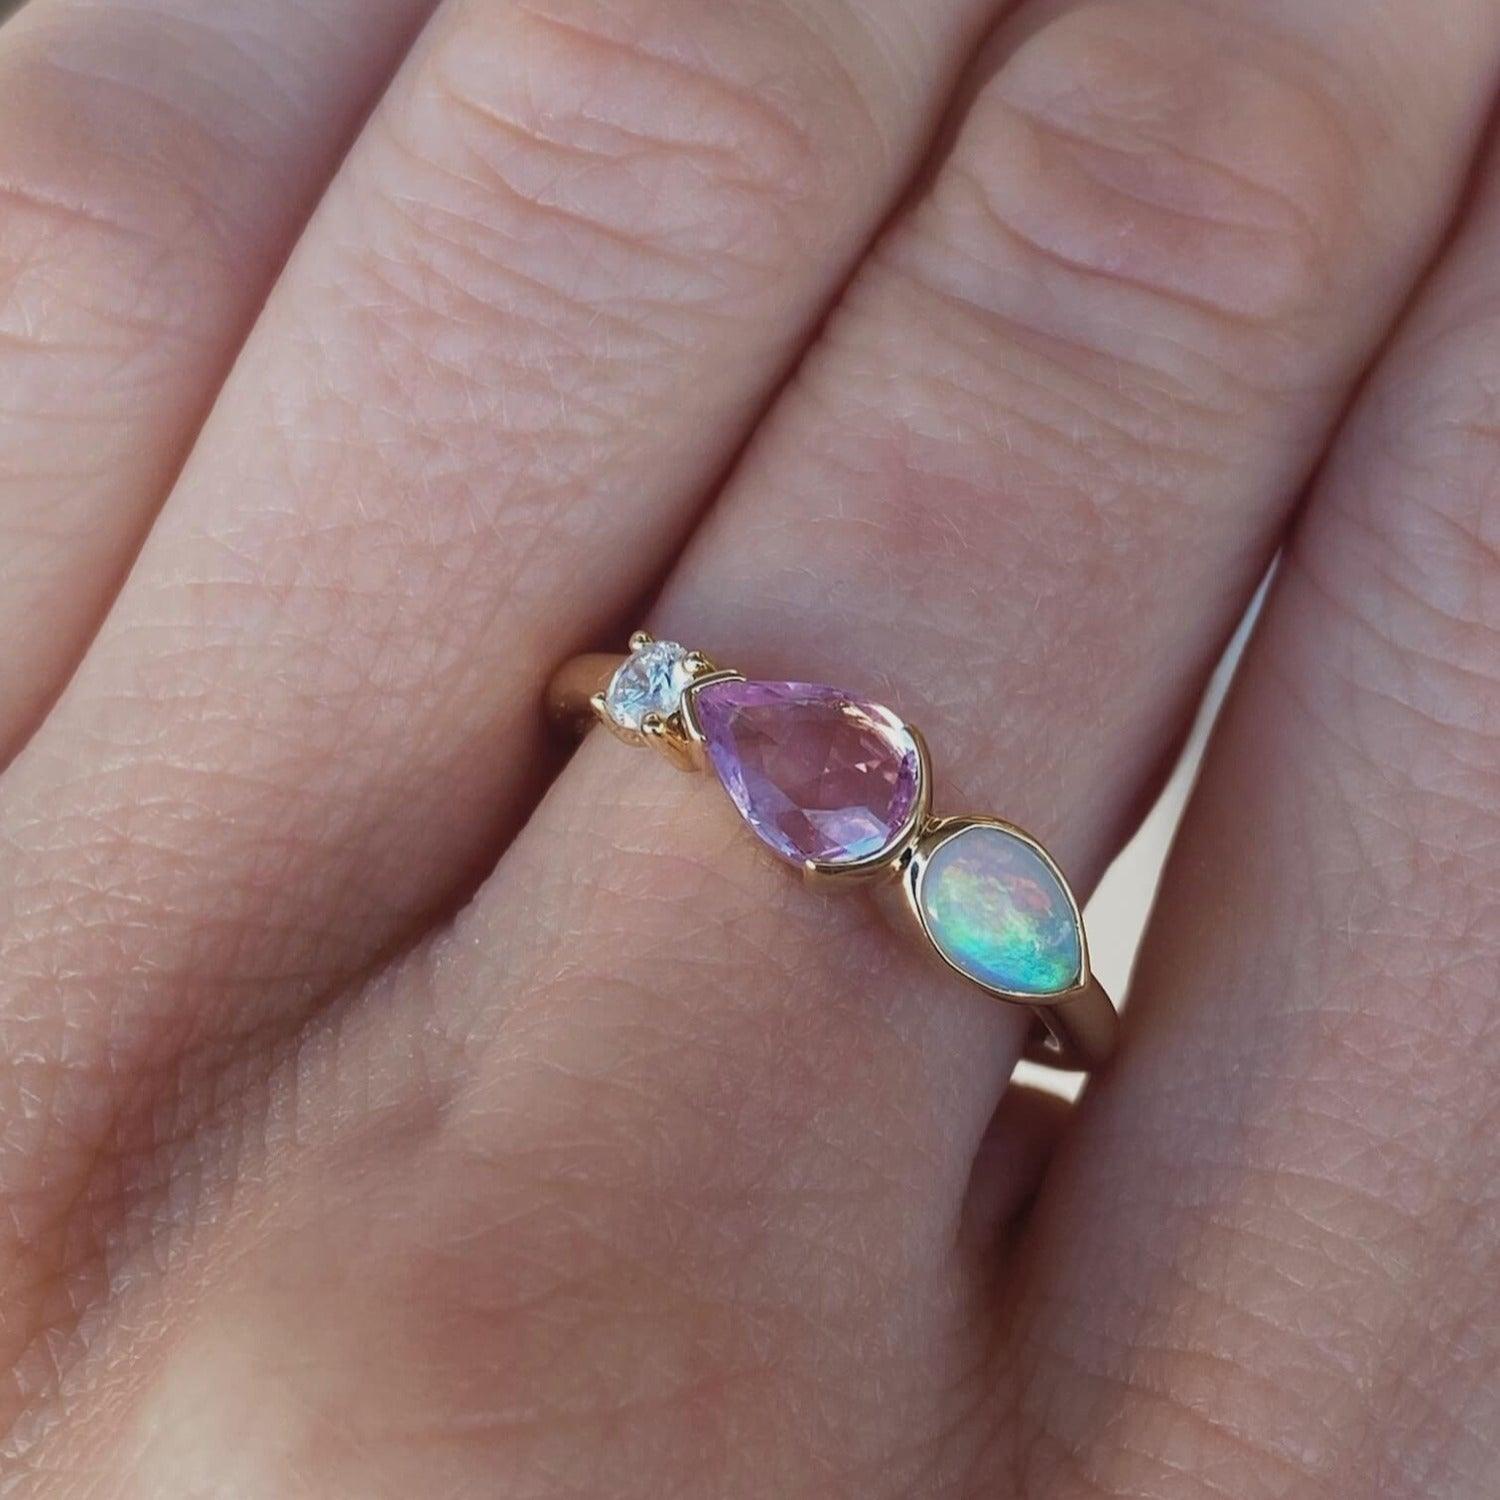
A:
604,641,694,732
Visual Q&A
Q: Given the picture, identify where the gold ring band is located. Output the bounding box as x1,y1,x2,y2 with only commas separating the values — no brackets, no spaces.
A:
547,636,1119,1073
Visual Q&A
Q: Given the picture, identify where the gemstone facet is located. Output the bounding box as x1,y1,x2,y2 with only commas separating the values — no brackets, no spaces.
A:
693,680,921,867
916,823,1082,997
603,640,695,733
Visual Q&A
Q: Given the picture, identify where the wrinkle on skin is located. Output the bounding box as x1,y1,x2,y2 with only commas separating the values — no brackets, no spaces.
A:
0,0,446,767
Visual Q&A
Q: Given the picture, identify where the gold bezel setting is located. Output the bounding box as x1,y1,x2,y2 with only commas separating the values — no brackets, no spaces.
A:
904,814,1091,1010
797,725,932,888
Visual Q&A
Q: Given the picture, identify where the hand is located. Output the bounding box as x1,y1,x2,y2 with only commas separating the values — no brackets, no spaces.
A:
1,0,1497,1493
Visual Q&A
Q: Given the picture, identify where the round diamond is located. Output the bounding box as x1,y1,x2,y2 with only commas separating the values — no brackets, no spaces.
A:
604,641,695,732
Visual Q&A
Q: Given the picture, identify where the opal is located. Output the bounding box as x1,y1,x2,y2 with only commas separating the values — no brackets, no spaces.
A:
604,640,694,732
917,824,1082,997
694,680,921,867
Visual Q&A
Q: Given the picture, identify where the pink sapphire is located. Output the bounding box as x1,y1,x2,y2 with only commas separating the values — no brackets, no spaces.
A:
693,680,922,867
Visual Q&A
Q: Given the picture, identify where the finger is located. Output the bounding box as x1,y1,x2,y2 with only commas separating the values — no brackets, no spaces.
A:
994,130,1500,1497
0,0,1008,1426
0,0,441,765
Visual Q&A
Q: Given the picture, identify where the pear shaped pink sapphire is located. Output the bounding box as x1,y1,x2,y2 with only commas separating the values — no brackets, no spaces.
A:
693,680,922,867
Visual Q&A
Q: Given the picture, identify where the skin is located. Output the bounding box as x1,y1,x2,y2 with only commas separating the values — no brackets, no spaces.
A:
0,0,1497,1493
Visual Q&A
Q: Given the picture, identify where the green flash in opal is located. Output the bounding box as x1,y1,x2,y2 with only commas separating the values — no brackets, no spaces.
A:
918,824,1082,997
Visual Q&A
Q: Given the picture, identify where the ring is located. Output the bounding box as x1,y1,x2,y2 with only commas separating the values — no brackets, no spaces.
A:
547,634,1119,1072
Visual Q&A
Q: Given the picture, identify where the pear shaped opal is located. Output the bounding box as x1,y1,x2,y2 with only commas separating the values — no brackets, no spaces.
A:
694,680,921,867
917,824,1082,996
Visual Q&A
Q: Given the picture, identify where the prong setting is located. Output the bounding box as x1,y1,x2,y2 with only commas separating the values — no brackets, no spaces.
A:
640,710,703,772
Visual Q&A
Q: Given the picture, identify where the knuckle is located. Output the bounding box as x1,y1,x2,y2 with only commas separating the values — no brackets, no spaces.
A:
837,0,1383,616
928,1,1365,340
381,0,878,313
0,33,252,362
